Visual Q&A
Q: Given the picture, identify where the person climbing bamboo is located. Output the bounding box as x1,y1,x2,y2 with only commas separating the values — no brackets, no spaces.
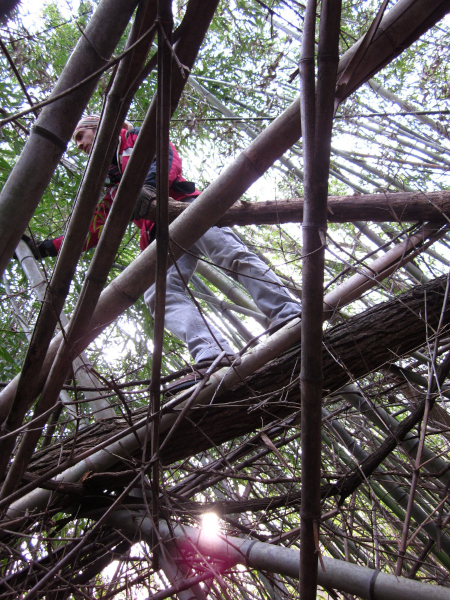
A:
23,114,302,384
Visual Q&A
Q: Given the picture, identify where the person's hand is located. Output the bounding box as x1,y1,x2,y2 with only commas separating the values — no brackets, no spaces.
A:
131,185,157,220
19,234,57,259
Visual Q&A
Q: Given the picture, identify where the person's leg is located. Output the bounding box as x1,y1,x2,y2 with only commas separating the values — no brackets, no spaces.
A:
144,252,234,362
194,227,302,323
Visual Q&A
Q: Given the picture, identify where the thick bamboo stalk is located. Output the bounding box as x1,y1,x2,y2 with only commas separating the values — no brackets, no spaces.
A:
144,190,450,225
335,0,450,97
298,0,319,594
299,0,341,595
105,513,450,600
0,0,139,278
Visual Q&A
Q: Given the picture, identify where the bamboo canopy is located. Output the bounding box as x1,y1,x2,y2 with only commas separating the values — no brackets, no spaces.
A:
1,1,450,599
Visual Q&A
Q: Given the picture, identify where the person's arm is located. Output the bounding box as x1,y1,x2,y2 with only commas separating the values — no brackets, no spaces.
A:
81,194,112,251
25,194,113,258
21,234,58,258
141,142,178,188
167,142,199,199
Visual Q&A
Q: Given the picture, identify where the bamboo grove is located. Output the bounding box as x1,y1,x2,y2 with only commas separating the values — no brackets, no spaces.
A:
1,1,450,598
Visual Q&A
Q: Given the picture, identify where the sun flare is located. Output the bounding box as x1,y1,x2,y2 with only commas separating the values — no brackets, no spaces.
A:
201,512,221,537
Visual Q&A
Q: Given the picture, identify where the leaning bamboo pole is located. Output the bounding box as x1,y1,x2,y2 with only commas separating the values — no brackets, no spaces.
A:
15,241,115,421
0,0,139,278
354,221,428,284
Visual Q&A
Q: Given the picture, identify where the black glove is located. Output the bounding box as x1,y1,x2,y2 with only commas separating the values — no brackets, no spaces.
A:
21,234,57,259
131,185,157,221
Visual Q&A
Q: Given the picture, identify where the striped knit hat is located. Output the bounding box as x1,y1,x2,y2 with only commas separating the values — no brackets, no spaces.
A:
73,115,133,141
73,114,100,140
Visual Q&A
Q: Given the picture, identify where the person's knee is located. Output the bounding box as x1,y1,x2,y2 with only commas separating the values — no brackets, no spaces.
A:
165,271,189,294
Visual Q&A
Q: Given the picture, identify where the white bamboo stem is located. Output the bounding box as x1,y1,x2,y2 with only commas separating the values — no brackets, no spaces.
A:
15,241,115,420
105,512,450,600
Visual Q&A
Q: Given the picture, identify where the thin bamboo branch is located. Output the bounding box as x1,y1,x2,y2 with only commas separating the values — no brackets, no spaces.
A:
0,39,38,119
191,276,259,343
148,0,173,558
369,79,449,139
396,290,450,575
322,408,450,563
338,384,450,487
358,121,450,168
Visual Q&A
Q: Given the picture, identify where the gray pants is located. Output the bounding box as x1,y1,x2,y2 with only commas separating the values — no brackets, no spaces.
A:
144,227,301,362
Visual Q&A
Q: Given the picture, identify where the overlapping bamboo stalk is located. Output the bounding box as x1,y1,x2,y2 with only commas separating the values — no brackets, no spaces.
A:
0,0,140,277
2,2,450,596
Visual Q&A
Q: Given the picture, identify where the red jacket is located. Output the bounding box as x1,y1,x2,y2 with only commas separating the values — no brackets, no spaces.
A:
52,128,199,254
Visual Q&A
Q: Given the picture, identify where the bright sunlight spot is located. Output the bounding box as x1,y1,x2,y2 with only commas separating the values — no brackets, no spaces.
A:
201,512,221,538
